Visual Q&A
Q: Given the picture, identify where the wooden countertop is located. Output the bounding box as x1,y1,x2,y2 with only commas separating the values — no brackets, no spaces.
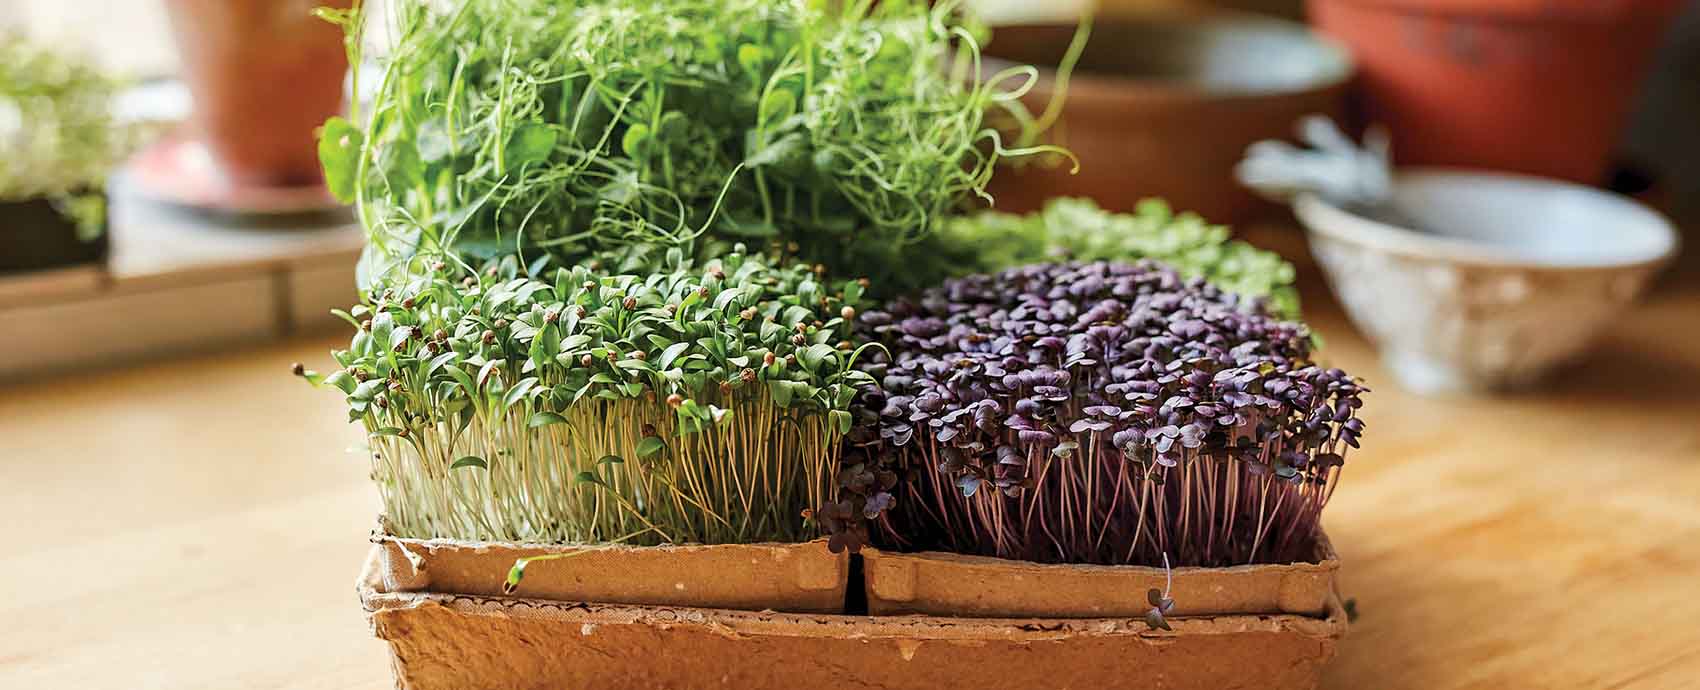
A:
2,240,1697,689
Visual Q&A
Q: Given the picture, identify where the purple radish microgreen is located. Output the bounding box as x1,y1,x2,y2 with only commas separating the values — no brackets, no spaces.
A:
846,260,1366,568
1144,553,1177,631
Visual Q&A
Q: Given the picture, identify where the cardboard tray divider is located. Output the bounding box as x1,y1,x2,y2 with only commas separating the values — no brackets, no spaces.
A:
861,529,1340,619
371,529,849,615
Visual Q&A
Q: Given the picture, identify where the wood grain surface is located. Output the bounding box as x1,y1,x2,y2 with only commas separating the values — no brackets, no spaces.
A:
1,239,1696,689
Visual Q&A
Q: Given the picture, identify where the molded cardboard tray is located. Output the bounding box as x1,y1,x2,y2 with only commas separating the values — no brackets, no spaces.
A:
359,546,1347,690
862,530,1339,618
371,531,849,615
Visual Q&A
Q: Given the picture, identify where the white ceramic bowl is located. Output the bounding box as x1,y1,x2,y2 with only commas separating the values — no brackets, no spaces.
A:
1295,169,1679,395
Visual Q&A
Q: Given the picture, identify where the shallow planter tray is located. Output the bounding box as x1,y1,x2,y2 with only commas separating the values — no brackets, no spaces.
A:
0,195,109,274
372,531,848,614
863,530,1339,619
360,547,1347,690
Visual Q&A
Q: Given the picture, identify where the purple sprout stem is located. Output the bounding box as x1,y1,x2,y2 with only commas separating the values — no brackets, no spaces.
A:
1081,434,1098,560
1094,440,1128,555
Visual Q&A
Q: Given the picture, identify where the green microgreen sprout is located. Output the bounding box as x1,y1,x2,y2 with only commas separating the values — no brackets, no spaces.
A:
503,554,554,595
922,197,1302,318
501,546,619,595
303,246,879,546
318,0,1068,296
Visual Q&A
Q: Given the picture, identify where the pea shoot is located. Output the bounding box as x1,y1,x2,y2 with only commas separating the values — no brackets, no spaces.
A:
319,0,1061,293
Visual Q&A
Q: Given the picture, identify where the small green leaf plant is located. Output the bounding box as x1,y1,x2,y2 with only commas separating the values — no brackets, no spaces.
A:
299,246,879,547
924,197,1302,319
0,34,129,241
317,0,1065,297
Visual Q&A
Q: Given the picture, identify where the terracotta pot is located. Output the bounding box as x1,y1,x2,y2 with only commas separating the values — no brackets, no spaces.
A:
371,532,849,614
0,195,109,274
863,530,1339,618
1309,0,1686,184
361,548,1348,690
165,0,352,187
981,13,1351,223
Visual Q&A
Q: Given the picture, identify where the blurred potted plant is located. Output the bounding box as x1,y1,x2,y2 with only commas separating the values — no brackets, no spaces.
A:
1310,0,1687,184
844,260,1363,633
979,11,1351,223
165,0,353,187
0,36,125,274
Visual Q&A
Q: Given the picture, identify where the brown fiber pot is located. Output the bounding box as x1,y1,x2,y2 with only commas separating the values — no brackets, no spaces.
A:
371,532,849,615
360,548,1347,690
980,13,1350,223
165,0,352,187
863,530,1338,618
1309,0,1685,185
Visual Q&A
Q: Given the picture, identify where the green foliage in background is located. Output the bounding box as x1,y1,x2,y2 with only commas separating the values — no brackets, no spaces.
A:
319,0,1058,293
300,247,879,544
0,34,125,240
923,198,1302,318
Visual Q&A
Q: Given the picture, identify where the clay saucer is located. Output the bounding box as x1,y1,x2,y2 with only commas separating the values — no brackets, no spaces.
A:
124,132,344,217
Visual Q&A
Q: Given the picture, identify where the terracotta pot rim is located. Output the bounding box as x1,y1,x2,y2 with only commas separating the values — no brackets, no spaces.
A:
998,64,1352,107
1309,0,1687,23
1294,167,1680,270
982,12,1352,103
